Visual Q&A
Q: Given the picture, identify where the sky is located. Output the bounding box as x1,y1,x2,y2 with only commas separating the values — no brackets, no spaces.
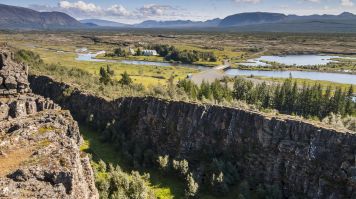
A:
2,0,356,24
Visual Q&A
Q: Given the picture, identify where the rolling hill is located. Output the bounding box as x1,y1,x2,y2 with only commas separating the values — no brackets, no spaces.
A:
0,4,84,29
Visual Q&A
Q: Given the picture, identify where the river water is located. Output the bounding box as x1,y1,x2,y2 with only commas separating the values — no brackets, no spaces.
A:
239,55,343,66
76,52,356,85
76,53,208,70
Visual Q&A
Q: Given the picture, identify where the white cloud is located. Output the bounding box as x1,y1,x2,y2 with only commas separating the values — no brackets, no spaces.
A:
341,0,354,6
29,1,192,23
107,5,130,16
59,0,100,13
137,4,174,17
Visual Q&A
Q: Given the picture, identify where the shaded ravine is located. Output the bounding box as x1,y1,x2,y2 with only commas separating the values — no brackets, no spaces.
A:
29,75,356,198
79,125,186,199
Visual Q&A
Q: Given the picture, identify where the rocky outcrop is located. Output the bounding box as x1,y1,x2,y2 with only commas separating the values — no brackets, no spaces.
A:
0,45,30,95
0,48,98,198
29,75,356,198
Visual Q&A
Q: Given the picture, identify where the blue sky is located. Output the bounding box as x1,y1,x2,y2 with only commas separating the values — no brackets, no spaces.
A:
2,0,356,23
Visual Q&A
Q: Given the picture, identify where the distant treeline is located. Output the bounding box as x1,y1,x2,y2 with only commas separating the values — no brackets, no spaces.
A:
107,44,218,64
178,78,355,119
149,44,217,63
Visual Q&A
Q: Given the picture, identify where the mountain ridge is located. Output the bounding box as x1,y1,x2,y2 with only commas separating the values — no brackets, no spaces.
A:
0,4,84,29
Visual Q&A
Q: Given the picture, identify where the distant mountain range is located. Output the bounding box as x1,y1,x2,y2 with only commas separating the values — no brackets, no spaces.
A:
79,19,128,28
0,4,83,29
0,3,356,32
79,12,356,32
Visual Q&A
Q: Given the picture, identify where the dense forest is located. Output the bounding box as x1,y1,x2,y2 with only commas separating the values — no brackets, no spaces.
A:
177,77,355,119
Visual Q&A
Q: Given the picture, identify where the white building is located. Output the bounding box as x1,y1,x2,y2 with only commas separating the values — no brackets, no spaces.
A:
142,50,158,56
129,48,136,55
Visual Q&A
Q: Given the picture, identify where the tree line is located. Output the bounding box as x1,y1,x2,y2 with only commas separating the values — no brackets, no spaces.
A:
106,45,218,64
150,44,217,63
178,77,355,119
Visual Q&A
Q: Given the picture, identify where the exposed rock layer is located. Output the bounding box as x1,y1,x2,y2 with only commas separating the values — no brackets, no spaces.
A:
30,75,356,198
0,46,30,94
0,48,98,198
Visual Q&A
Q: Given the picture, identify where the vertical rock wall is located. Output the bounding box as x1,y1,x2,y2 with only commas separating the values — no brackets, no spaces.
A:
29,75,356,198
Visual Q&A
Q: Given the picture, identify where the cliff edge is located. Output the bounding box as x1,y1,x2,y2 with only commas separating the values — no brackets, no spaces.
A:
29,74,356,198
0,46,98,198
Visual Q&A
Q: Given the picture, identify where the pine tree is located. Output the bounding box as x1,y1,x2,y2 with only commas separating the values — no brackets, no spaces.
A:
345,85,354,116
119,71,133,86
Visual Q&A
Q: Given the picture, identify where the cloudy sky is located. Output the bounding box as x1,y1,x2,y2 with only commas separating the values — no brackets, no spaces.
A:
2,0,356,23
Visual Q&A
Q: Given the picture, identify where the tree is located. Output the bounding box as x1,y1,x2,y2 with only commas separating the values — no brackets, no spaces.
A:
157,155,169,171
185,173,199,198
238,180,250,199
345,85,354,116
119,71,133,86
172,159,189,177
136,48,142,56
99,65,115,85
114,48,127,57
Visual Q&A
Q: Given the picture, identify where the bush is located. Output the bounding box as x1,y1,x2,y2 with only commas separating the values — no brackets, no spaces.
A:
94,162,155,199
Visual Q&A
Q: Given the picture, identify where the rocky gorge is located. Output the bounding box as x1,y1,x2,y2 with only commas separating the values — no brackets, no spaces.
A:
0,46,98,198
29,73,356,198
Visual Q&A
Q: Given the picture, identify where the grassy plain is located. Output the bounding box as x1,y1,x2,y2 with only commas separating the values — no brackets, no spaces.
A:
2,31,356,85
0,32,198,87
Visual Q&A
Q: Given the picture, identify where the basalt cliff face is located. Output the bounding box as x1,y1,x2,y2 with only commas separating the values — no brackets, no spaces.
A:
0,47,98,198
29,75,356,198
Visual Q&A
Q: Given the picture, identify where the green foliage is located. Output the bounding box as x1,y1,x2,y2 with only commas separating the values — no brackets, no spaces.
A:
100,65,115,85
238,181,251,199
265,184,283,199
94,161,155,199
149,44,217,64
118,71,133,86
14,49,43,66
113,48,127,57
230,77,355,119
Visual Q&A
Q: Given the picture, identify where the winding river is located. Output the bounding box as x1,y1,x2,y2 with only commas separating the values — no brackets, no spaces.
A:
76,52,356,85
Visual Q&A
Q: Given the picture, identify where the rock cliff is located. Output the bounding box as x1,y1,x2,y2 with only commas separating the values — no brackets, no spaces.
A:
0,47,98,198
29,76,356,198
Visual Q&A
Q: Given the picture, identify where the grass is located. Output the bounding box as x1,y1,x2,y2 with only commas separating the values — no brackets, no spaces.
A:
35,49,197,87
79,125,186,199
1,33,198,88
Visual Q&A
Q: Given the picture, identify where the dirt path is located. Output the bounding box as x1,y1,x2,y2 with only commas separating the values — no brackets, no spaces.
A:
0,147,33,177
